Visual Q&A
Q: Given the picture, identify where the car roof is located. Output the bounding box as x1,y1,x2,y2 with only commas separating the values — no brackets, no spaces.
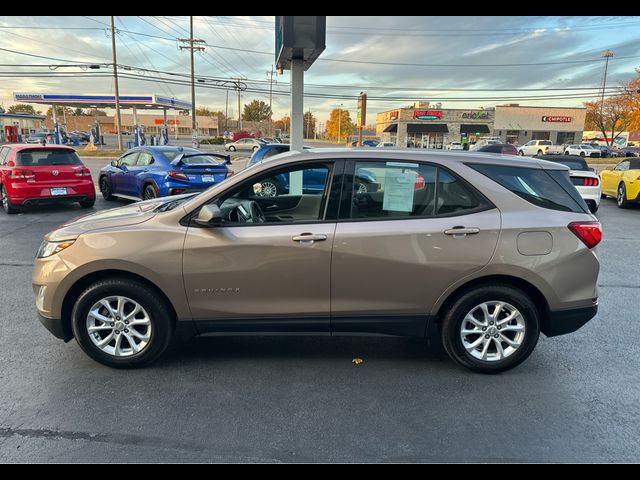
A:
4,144,76,151
259,148,569,170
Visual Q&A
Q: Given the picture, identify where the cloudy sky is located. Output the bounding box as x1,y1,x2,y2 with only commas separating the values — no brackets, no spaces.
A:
1,16,639,125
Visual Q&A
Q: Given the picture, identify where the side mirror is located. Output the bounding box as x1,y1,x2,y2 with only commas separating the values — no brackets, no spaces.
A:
195,204,223,226
111,160,119,167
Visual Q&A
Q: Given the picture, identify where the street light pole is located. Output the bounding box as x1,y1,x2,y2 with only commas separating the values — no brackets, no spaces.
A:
600,49,614,146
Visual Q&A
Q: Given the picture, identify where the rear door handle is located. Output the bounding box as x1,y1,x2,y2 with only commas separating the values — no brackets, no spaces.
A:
292,233,327,244
444,227,480,236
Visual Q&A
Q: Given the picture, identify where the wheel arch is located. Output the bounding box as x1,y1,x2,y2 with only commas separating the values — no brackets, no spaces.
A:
61,269,178,341
434,274,550,332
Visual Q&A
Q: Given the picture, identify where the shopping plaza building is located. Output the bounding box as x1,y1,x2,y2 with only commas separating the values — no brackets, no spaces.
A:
376,103,586,148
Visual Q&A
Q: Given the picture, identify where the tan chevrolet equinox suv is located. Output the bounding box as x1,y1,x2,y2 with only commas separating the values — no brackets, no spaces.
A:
33,149,601,373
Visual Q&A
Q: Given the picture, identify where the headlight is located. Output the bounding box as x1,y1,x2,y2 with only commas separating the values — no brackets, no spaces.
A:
37,240,75,258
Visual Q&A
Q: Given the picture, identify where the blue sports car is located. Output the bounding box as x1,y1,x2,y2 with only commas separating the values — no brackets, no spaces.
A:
99,146,233,201
249,143,379,196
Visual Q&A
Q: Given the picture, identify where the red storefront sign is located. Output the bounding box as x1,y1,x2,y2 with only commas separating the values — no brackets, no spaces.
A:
154,119,180,125
542,116,572,122
414,110,442,120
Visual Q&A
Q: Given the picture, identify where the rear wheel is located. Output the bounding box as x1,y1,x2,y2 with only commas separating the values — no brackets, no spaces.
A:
439,284,540,373
228,145,236,152
1,185,19,214
537,149,543,156
71,278,174,368
617,183,631,208
565,151,570,155
79,197,95,209
518,150,524,156
580,152,585,157
99,177,115,201
143,183,158,200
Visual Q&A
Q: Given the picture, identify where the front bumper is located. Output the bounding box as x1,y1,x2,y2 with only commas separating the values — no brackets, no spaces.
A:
37,311,72,342
542,304,598,337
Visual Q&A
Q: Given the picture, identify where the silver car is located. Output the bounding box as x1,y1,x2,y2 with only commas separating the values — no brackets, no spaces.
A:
224,137,266,152
33,150,600,373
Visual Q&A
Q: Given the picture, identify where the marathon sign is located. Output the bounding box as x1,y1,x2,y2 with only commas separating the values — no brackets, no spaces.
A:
542,115,572,123
14,93,45,101
414,110,442,120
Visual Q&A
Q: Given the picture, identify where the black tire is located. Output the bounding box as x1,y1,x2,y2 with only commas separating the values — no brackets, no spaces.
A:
580,152,585,157
143,183,158,200
439,284,540,373
99,176,115,201
253,145,259,152
1,185,19,214
537,149,543,156
617,183,631,209
228,145,236,152
588,203,599,214
518,150,524,156
79,197,95,209
71,278,174,368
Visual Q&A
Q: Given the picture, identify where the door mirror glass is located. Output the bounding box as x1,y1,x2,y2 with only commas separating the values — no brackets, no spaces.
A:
195,204,223,226
111,160,119,167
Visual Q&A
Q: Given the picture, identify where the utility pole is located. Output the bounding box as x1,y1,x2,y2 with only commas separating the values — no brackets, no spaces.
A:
267,65,276,136
225,89,229,137
179,16,205,146
110,16,123,151
599,50,614,146
233,78,246,131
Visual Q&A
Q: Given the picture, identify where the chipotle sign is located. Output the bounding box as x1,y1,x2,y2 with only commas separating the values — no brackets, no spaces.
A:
542,116,572,122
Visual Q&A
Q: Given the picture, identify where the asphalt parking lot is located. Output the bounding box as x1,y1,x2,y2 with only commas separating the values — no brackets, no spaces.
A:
0,158,639,462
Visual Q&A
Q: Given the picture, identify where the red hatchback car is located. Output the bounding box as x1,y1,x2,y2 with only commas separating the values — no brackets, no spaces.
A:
0,144,95,214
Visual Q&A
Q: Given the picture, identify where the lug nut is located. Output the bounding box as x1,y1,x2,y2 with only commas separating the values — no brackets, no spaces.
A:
497,326,502,330
115,330,120,334
485,334,490,339
110,322,115,327
490,321,494,325
124,329,129,333
124,320,129,325
494,334,499,338
482,327,487,331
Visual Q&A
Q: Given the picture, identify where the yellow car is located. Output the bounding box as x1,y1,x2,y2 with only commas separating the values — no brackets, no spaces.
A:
600,158,640,208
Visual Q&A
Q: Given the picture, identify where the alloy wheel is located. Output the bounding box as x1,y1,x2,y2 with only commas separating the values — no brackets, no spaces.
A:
459,301,526,362
86,296,152,357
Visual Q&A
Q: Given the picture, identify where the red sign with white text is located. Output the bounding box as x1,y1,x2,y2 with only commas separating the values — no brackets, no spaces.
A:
542,116,572,122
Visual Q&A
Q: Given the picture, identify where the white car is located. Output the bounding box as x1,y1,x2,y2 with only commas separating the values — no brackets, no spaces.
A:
563,144,601,158
446,142,464,150
542,155,601,213
376,142,396,148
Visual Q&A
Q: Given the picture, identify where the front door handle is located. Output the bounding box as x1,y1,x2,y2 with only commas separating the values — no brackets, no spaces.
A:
444,227,480,237
292,233,327,244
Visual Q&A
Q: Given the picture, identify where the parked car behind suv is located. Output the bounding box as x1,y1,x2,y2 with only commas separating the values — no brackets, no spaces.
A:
33,150,600,373
475,143,518,155
0,144,95,213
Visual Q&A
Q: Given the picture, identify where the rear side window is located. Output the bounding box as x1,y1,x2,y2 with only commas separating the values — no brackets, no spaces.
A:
468,164,588,213
16,149,82,166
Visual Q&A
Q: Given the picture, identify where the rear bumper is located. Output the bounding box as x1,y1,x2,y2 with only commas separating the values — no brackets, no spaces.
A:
8,181,96,204
21,195,94,206
542,304,598,337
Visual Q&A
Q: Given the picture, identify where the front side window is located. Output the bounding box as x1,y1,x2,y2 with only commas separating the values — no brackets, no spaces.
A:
215,163,332,225
119,152,139,167
349,161,485,220
615,161,629,171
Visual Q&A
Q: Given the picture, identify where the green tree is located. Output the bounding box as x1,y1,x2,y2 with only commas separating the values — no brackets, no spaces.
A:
7,104,38,115
46,106,74,118
242,100,272,122
303,111,317,139
196,107,225,119
73,108,85,116
325,108,354,142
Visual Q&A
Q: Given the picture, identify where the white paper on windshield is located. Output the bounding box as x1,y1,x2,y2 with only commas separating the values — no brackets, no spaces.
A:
382,170,414,212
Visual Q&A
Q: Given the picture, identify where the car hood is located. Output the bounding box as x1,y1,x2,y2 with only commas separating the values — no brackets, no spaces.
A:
46,198,173,241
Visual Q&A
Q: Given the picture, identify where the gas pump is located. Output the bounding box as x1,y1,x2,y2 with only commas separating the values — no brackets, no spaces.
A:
53,121,62,145
4,125,18,143
134,124,146,146
160,124,169,145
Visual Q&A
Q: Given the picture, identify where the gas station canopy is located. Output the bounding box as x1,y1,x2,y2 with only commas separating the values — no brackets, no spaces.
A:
13,93,191,111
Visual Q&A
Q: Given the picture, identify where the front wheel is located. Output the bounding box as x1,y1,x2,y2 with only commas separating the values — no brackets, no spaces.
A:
617,183,631,208
580,152,585,157
71,278,174,368
228,145,236,152
439,284,540,373
518,150,524,156
537,150,543,156
1,185,19,214
565,151,570,155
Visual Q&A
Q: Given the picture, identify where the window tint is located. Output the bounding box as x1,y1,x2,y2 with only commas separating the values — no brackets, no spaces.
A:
181,154,224,165
137,152,154,166
551,159,589,171
629,159,640,169
615,161,629,171
0,147,8,164
217,164,331,225
17,149,82,166
541,141,552,145
120,152,139,167
159,148,200,162
436,170,482,215
468,164,588,213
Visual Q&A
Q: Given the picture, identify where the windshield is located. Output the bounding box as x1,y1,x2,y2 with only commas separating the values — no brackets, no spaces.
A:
17,149,82,166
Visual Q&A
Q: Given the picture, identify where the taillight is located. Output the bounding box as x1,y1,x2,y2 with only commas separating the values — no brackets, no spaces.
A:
568,221,602,249
8,169,35,179
74,166,91,177
583,177,599,186
168,171,189,181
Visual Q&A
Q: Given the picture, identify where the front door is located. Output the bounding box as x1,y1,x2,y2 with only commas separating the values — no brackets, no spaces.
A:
600,160,628,196
182,160,341,332
331,159,500,335
112,151,139,195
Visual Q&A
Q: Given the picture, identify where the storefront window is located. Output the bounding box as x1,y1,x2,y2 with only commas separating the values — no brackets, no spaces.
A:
506,130,519,144
532,131,551,140
556,132,575,145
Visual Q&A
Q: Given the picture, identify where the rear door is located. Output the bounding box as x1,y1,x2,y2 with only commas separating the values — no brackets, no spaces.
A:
331,159,500,335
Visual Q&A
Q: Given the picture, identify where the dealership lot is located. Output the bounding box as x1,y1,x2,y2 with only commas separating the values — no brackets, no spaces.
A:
0,158,639,462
